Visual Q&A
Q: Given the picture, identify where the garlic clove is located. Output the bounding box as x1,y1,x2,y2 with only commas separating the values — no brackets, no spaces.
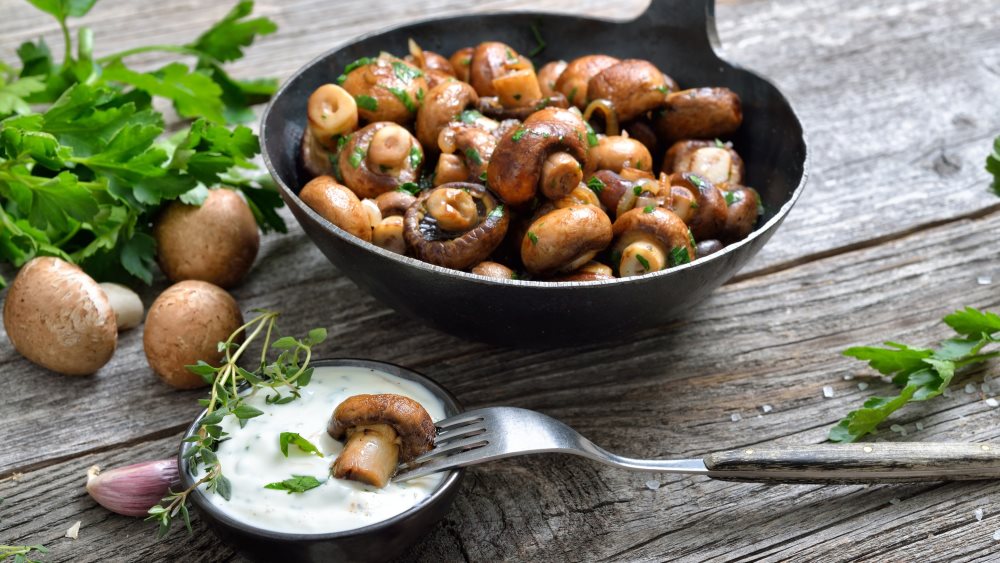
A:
86,459,179,517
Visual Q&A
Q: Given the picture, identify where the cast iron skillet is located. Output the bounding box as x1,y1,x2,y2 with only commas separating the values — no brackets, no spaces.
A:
261,0,809,347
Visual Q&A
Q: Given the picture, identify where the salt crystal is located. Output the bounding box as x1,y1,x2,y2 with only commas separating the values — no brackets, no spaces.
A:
843,374,854,381
731,413,743,422
761,404,773,414
858,382,870,391
975,508,984,522
890,498,901,505
823,386,835,398
986,398,999,408
890,424,908,436
916,422,924,431
65,520,81,540
965,383,977,394
994,529,1000,541
645,480,661,490
978,275,993,286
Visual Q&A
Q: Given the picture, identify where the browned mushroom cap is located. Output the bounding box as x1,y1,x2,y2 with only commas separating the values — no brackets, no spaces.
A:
415,80,479,149
663,139,744,187
550,260,615,282
696,239,724,257
404,182,510,269
585,135,653,175
587,59,675,123
340,56,428,125
612,207,695,277
470,261,516,280
300,175,374,242
589,170,665,219
339,122,423,199
476,93,569,121
405,40,456,77
537,60,568,97
329,393,436,488
555,55,620,108
672,172,727,240
449,47,474,82
655,87,742,143
521,205,613,276
469,41,531,97
487,107,589,206
720,185,761,242
437,123,498,182
622,119,659,156
375,190,416,217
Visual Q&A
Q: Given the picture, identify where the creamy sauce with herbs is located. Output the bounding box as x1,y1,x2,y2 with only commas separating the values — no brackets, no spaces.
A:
199,365,447,534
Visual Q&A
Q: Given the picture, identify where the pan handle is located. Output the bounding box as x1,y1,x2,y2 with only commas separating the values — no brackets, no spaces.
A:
637,0,719,52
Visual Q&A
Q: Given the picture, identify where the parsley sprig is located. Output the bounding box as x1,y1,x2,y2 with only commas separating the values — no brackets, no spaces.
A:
0,0,283,286
147,310,327,537
987,135,1000,197
829,307,1000,442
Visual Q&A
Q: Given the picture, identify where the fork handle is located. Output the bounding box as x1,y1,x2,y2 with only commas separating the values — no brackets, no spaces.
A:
704,442,1000,483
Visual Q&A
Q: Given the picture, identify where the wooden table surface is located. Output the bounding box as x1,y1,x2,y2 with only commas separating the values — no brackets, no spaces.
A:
1,0,999,561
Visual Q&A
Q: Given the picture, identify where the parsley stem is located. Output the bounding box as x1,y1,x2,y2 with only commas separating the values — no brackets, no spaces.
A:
96,45,220,65
60,19,72,65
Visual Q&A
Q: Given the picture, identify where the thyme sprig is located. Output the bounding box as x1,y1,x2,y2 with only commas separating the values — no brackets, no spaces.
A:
147,309,327,537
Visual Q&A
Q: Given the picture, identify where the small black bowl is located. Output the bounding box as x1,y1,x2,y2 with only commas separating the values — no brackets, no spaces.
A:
177,358,465,563
260,0,809,346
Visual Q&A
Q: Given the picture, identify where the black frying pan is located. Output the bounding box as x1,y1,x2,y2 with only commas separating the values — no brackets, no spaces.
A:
260,0,809,347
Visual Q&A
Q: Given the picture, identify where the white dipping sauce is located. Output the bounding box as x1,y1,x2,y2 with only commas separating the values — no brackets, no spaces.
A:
199,365,447,534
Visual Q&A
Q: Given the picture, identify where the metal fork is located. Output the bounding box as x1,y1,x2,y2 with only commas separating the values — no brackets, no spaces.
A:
394,407,1000,484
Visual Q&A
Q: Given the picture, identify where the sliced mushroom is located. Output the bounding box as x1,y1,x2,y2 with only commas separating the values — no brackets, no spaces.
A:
587,59,676,123
339,122,423,199
612,207,695,277
655,87,743,143
340,55,428,124
306,84,359,151
550,260,614,282
487,107,589,206
329,394,436,488
449,47,474,82
404,182,509,269
300,175,374,242
375,190,416,217
671,172,727,240
521,205,612,276
585,135,653,175
663,139,744,187
556,54,620,108
720,185,761,242
3,257,117,376
437,123,498,183
589,170,666,219
554,183,601,209
415,80,479,149
537,60,568,98
470,261,516,280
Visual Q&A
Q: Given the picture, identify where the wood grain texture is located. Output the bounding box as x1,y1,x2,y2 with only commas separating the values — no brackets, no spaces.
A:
0,0,999,561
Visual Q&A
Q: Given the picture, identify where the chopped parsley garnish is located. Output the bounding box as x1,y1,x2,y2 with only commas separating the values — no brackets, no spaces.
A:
643,205,655,213
688,174,707,191
264,475,323,494
355,94,378,112
398,182,421,195
386,87,417,112
461,56,471,66
479,171,488,182
723,190,743,206
409,146,423,169
527,231,539,245
668,247,690,267
459,109,484,123
586,176,604,194
688,228,696,247
528,23,547,57
505,47,517,62
416,88,425,103
487,203,504,221
633,185,642,196
655,85,669,95
349,146,366,168
338,56,374,83
715,138,725,148
635,254,650,271
512,128,527,142
464,147,482,166
535,97,552,110
585,122,599,147
568,86,578,103
392,60,423,83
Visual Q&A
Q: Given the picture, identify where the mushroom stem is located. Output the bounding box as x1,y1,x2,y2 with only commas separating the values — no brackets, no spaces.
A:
99,283,144,331
373,216,407,254
582,99,619,137
368,124,411,172
426,187,478,231
540,153,583,201
619,238,667,276
332,424,401,488
435,154,470,185
307,84,358,151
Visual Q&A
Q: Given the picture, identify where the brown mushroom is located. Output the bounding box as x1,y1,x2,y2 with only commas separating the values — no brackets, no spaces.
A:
339,122,423,199
340,55,428,125
550,260,615,282
487,107,589,206
300,127,335,178
521,205,612,275
696,239,724,257
663,139,744,187
470,261,516,280
3,257,117,376
406,39,456,77
612,207,695,277
300,175,374,242
672,172,727,240
329,394,436,488
373,215,407,254
554,183,601,209
537,60,568,98
475,93,569,121
585,135,653,175
555,55,620,108
589,170,667,219
655,87,742,143
404,182,509,269
374,190,416,217
437,122,498,183
720,185,761,242
587,59,676,123
469,41,531,97
415,80,479,149
449,47,474,83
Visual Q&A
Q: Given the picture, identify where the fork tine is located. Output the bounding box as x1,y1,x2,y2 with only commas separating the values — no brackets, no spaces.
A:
435,412,486,432
434,424,487,444
411,435,489,464
395,444,490,482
